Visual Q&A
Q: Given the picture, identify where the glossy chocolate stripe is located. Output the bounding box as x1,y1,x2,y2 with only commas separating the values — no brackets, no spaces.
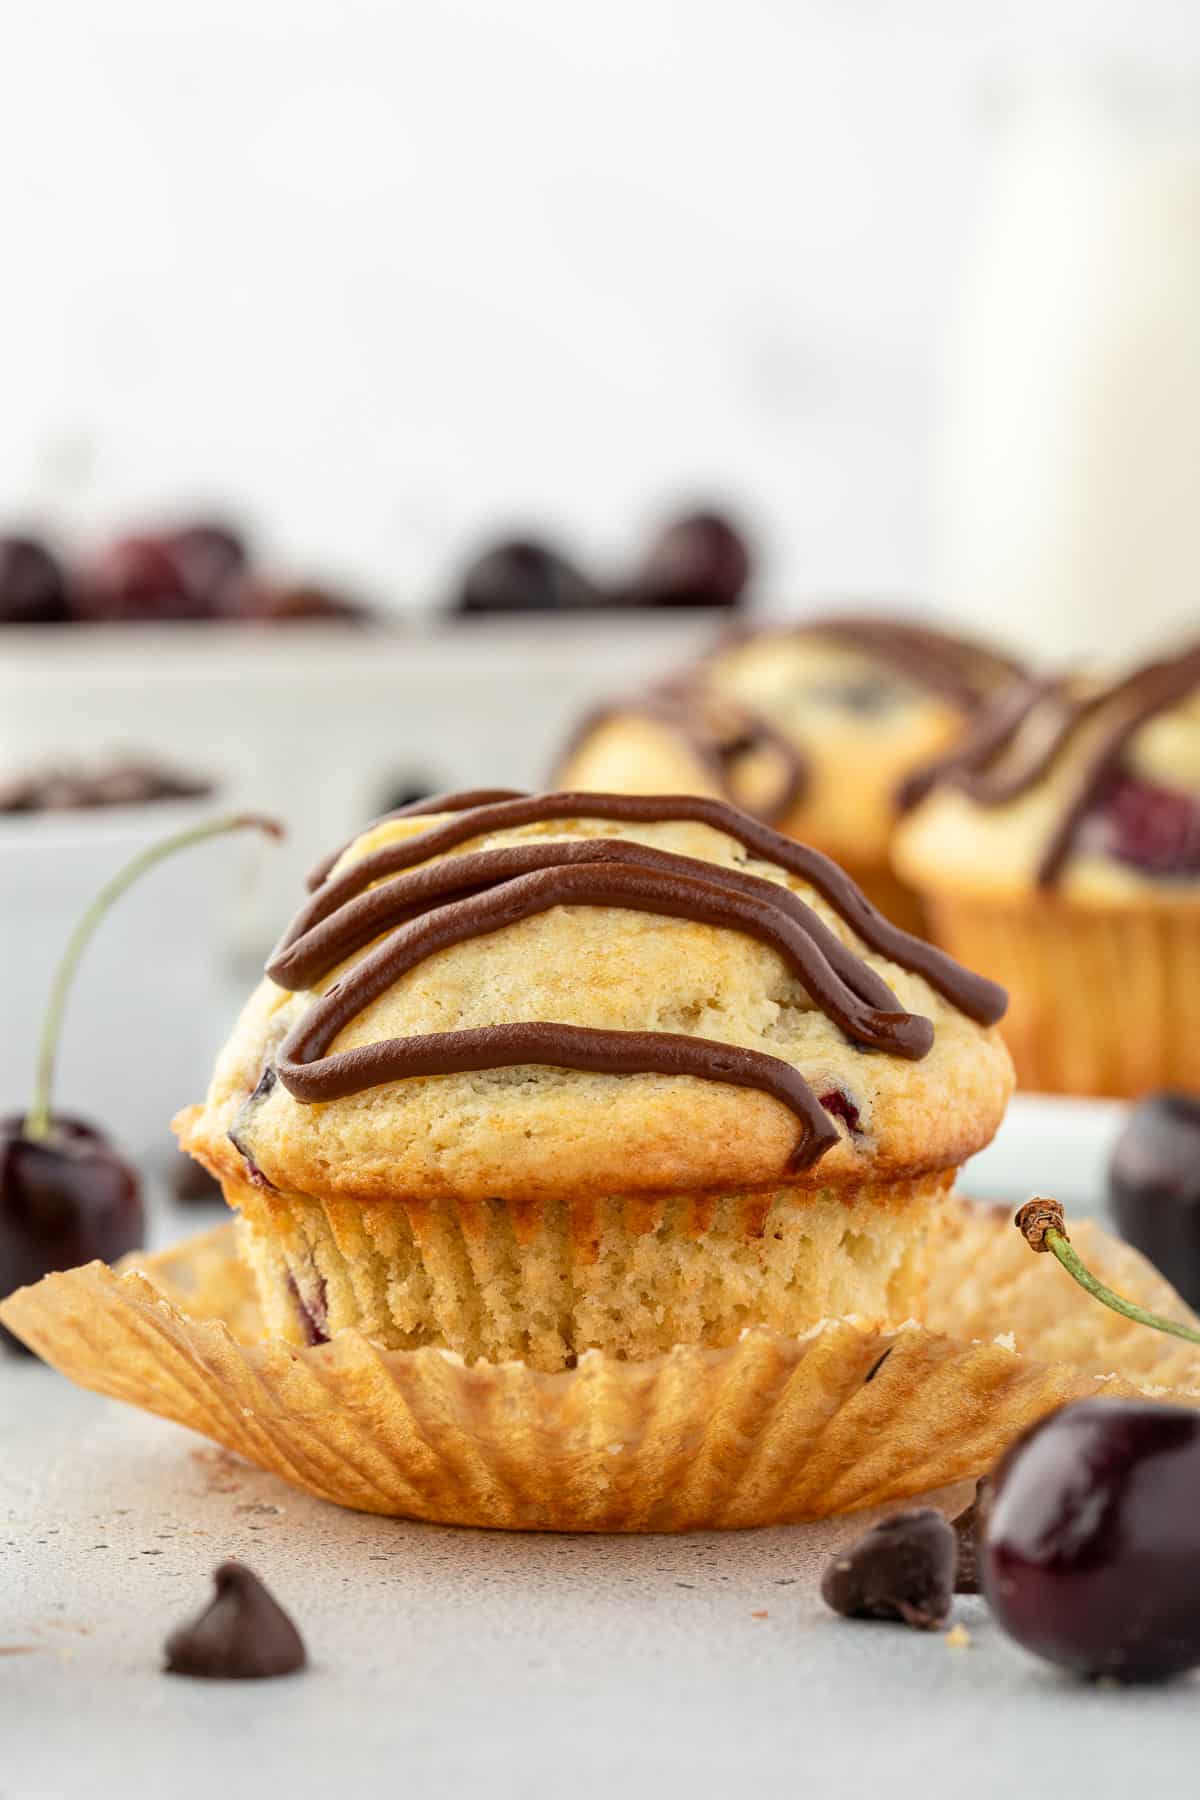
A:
1040,650,1200,883
900,643,1200,886
272,837,904,1013
714,614,1023,711
271,789,1004,1172
308,788,524,889
274,854,932,1059
275,1021,840,1173
552,688,808,826
897,677,1062,812
294,790,1005,1026
805,616,1024,710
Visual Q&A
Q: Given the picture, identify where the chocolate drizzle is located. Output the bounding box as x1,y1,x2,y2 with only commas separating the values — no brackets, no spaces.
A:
266,792,1005,1175
899,645,1200,885
554,686,808,825
556,617,1022,825
789,616,1023,711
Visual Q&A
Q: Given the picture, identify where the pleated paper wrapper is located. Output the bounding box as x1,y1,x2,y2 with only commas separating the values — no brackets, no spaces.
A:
925,895,1200,1099
3,1200,1198,1531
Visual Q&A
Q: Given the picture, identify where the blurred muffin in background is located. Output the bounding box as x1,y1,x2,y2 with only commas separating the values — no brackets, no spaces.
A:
893,643,1200,1097
555,616,1023,933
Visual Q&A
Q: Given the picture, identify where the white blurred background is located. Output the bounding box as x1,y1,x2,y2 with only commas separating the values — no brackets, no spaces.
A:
1,2,1198,1195
1,0,1197,607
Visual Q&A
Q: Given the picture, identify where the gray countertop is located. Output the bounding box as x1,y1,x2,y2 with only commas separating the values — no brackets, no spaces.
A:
4,1350,1199,1800
0,1095,1179,1798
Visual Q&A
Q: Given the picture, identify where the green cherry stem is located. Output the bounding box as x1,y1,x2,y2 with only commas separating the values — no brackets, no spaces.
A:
1015,1198,1200,1349
24,812,283,1143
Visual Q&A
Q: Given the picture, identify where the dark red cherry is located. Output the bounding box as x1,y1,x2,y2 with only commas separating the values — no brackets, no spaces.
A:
629,509,751,609
77,535,199,622
0,814,276,1357
1110,1090,1200,1309
0,535,70,625
0,1113,143,1352
982,1398,1200,1682
1102,775,1200,879
167,522,248,610
170,1151,223,1205
453,539,599,613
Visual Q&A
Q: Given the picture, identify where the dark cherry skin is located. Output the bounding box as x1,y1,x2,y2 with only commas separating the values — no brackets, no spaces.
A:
77,535,201,622
1103,775,1200,879
628,509,751,609
453,540,599,614
1110,1090,1200,1310
0,1114,144,1352
982,1399,1200,1682
167,523,248,610
170,1151,223,1205
0,535,70,625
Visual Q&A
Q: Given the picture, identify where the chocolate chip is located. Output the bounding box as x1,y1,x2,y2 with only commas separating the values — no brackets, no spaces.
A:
164,1562,306,1679
820,1508,956,1630
950,1479,989,1595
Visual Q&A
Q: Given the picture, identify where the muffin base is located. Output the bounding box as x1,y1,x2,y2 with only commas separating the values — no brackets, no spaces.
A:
231,1174,953,1371
2,1204,1196,1529
925,894,1200,1098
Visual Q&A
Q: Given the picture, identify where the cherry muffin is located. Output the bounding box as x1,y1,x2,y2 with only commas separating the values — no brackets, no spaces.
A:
893,643,1200,1096
554,617,1023,933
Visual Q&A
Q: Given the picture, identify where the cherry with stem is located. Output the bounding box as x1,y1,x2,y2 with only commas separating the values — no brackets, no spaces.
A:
1014,1197,1200,1348
2,813,281,1350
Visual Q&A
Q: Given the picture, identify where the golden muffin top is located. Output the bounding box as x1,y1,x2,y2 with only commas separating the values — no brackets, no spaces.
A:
556,616,1023,866
894,642,1200,905
178,790,1013,1205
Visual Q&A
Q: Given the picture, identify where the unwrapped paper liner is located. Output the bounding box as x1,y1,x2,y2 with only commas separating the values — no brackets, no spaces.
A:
3,1201,1197,1530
